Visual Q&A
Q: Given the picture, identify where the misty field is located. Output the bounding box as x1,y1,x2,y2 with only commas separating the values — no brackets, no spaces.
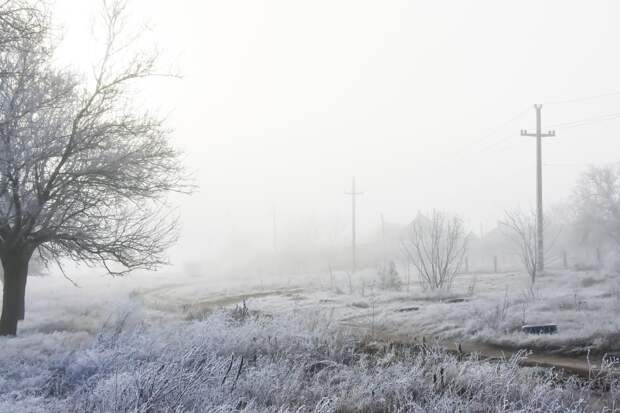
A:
4,1,620,412
1,268,619,412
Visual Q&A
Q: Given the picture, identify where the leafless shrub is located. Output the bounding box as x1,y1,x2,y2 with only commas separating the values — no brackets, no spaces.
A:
368,283,378,339
359,276,366,296
500,209,559,284
231,299,250,322
501,209,538,283
403,210,469,291
521,283,541,303
466,276,477,296
328,264,335,291
377,260,402,290
478,288,512,330
345,271,353,294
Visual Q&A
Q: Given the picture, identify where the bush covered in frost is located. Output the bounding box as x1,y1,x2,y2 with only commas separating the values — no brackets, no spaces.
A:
0,306,616,412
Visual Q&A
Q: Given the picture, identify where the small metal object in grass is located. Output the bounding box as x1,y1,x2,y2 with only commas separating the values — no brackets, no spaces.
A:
395,306,419,312
521,324,557,335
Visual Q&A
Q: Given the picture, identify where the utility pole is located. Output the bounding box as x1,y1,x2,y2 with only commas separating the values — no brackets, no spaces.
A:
272,206,277,253
521,104,555,273
380,213,386,242
345,177,363,273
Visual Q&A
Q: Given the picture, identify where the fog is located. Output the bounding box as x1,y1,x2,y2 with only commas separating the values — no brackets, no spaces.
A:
54,0,620,278
5,2,620,409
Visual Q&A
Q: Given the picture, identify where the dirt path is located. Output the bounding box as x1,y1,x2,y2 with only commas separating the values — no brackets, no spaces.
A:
333,303,614,379
449,341,610,378
342,313,614,379
133,284,306,317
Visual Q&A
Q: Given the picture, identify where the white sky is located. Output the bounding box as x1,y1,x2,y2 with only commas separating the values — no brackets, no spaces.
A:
52,1,620,271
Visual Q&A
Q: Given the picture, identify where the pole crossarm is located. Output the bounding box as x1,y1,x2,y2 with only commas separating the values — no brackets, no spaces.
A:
520,130,556,137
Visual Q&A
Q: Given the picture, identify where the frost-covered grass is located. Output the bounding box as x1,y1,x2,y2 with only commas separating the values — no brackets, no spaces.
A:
460,271,620,353
0,270,620,412
2,269,620,411
399,269,620,354
0,305,614,412
246,267,620,356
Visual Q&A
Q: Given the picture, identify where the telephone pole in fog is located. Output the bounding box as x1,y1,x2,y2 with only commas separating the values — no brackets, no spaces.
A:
272,206,277,253
520,104,556,273
345,178,363,273
380,213,386,242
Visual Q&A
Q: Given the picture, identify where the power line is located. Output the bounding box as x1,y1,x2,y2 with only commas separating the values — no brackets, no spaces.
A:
475,135,514,154
448,106,620,164
449,133,521,166
544,91,620,106
548,112,620,130
446,106,531,160
435,96,620,166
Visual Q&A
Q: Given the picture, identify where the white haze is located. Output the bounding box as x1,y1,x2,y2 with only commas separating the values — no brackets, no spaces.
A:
51,0,620,278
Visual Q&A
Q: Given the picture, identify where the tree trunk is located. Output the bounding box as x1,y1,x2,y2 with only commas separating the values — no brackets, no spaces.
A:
17,271,27,321
0,252,30,336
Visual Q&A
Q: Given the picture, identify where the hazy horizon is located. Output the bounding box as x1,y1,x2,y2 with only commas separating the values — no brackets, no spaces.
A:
52,0,620,275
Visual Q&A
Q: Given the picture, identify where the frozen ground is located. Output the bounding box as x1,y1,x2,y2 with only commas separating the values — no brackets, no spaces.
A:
1,267,619,411
211,268,620,356
124,266,620,356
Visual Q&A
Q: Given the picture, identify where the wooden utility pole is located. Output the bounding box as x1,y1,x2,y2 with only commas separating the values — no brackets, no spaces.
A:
563,250,568,269
380,213,386,242
345,178,363,273
521,104,555,272
272,206,277,253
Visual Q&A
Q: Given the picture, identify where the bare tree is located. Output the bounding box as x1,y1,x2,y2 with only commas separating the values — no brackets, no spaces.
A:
402,211,468,291
0,1,46,52
0,1,188,335
501,209,538,283
573,165,620,246
501,209,559,283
